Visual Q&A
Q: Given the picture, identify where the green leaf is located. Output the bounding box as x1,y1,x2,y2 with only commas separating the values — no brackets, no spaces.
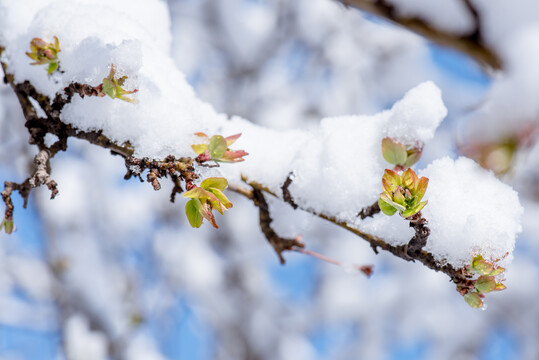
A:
393,187,406,204
185,199,203,228
220,150,248,162
200,201,218,228
402,168,418,189
378,198,397,216
27,37,61,74
494,283,507,291
224,133,242,146
488,267,505,276
382,178,394,195
464,292,483,308
472,254,484,265
183,187,214,200
26,52,39,60
401,200,427,218
208,188,233,210
191,144,207,155
381,137,407,165
200,177,228,191
383,169,402,187
207,196,225,215
475,275,496,293
47,62,58,75
208,135,227,159
117,75,128,86
117,94,137,104
405,148,422,167
379,193,405,212
102,77,116,98
3,220,13,234
471,259,494,275
414,177,429,201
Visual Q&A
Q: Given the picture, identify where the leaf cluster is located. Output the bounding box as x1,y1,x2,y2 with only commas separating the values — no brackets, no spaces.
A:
378,168,428,218
26,36,60,75
183,177,233,229
101,64,138,103
463,254,506,308
192,133,248,163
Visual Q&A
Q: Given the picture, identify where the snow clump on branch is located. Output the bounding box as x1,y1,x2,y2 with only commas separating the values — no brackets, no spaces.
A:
0,0,522,271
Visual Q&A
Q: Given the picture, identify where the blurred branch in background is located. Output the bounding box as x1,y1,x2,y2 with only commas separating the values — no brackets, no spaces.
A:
339,0,501,70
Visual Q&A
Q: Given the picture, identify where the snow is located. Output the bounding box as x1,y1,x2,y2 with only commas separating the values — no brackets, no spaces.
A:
382,81,447,145
125,333,167,360
420,157,523,267
223,81,446,215
65,315,108,360
7,256,53,300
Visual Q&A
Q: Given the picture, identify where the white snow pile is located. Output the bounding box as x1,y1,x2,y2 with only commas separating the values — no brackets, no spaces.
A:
421,157,522,267
0,0,522,268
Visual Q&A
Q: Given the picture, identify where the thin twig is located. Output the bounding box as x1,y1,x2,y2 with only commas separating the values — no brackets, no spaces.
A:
251,188,305,264
243,176,470,287
357,201,381,219
405,211,431,257
2,147,59,228
281,172,298,209
294,248,373,277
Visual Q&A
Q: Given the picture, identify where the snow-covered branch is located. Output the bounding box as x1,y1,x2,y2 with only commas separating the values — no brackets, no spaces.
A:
0,0,523,315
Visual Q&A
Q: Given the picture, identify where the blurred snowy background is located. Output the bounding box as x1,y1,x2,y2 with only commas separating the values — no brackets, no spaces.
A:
1,0,539,359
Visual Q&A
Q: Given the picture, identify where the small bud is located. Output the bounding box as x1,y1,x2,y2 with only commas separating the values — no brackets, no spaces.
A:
183,177,233,229
378,167,429,218
192,133,248,163
26,36,61,75
99,64,138,103
404,188,413,199
147,171,161,191
1,219,14,234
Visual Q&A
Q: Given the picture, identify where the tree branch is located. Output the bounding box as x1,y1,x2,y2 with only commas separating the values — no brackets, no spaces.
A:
357,201,380,219
2,147,59,231
236,176,471,288
251,187,305,264
339,0,502,70
1,45,470,295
